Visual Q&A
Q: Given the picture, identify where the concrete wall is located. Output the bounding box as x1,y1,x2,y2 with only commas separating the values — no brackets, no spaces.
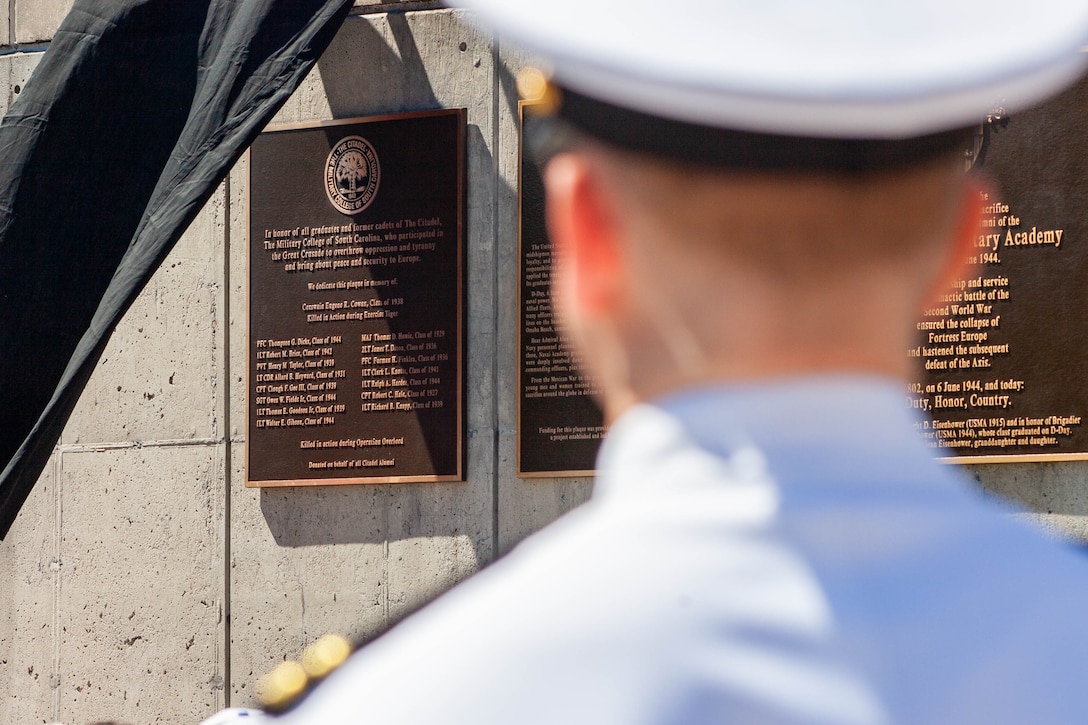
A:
0,4,590,723
0,2,1082,724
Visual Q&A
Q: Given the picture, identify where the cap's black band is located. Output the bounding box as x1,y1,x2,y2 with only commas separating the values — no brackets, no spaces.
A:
533,86,976,172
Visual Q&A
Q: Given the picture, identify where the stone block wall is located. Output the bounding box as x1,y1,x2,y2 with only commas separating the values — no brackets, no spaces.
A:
0,4,591,723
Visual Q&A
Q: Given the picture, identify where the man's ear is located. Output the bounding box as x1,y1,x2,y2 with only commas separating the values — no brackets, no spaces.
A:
922,176,989,308
543,152,624,317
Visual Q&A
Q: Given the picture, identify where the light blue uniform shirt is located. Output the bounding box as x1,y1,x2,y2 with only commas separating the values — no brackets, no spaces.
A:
205,377,1088,724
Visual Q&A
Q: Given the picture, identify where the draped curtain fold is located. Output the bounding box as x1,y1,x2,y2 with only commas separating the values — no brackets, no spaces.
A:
0,0,353,538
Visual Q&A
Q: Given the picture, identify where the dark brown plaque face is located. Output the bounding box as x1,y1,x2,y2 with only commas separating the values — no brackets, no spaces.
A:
247,109,465,486
909,75,1088,462
517,102,605,477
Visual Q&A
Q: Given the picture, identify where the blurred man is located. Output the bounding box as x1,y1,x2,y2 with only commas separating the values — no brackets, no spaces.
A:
204,1,1088,722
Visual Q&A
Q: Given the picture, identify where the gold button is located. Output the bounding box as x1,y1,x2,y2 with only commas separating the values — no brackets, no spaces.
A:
516,67,562,116
302,633,353,679
256,660,308,711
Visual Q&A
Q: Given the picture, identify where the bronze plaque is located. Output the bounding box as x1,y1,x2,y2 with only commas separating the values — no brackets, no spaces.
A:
246,109,465,486
910,75,1088,462
517,102,605,477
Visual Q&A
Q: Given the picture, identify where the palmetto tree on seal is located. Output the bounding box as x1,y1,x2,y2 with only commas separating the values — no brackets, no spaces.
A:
336,150,368,196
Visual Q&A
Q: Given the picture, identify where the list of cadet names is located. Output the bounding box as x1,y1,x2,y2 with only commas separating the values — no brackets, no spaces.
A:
251,217,455,473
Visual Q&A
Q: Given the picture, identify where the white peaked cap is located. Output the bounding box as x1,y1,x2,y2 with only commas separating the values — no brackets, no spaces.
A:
452,0,1088,138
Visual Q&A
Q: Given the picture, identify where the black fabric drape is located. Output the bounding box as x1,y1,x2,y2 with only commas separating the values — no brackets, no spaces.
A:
0,0,353,538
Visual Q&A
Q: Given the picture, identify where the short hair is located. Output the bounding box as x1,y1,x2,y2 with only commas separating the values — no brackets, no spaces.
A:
575,136,970,292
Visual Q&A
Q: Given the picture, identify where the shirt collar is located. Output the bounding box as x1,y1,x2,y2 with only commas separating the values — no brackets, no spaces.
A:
594,375,953,503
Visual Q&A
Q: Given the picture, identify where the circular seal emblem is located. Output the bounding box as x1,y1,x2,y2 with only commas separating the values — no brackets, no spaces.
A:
324,135,381,215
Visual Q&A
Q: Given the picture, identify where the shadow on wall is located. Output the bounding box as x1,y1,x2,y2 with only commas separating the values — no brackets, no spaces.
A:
317,9,523,124
320,11,436,118
260,482,482,548
257,11,510,558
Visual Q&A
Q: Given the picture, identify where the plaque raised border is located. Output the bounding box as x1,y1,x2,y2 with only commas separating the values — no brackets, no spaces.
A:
246,109,465,487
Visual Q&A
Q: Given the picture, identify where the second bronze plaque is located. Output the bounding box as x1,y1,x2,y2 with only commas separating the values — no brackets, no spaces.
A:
517,101,605,477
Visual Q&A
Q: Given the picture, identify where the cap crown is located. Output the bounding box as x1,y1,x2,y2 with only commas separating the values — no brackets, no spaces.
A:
456,0,1088,137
